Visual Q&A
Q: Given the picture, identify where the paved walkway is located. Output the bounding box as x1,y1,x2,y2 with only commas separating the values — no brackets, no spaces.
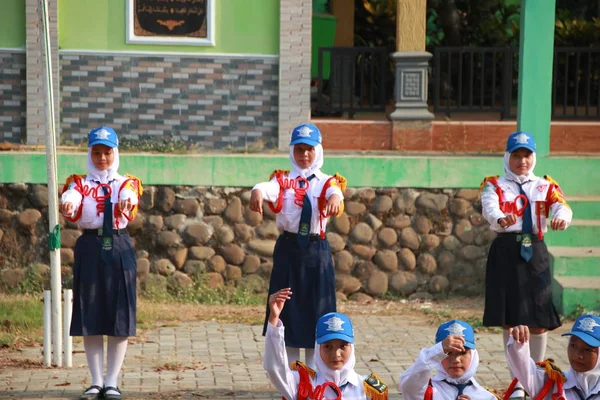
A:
0,315,571,399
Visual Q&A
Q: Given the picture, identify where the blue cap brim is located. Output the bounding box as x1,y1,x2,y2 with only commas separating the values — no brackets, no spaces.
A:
464,341,476,350
317,332,354,344
89,139,117,148
507,143,535,153
291,138,319,147
562,331,600,347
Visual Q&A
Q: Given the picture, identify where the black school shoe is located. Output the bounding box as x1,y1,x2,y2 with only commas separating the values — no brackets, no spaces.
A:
79,385,104,400
103,386,122,400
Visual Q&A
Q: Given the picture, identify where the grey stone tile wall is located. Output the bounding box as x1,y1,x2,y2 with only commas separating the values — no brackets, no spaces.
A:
0,51,26,144
59,53,279,150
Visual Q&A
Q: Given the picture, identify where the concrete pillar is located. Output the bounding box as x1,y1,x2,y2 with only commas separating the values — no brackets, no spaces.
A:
26,0,59,145
389,0,434,151
278,0,312,151
517,0,556,157
331,0,354,47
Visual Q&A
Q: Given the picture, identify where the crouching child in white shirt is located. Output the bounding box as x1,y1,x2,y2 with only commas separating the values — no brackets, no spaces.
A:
264,288,388,400
399,320,498,400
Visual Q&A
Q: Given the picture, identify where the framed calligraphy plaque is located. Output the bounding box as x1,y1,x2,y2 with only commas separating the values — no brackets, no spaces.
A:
126,0,215,46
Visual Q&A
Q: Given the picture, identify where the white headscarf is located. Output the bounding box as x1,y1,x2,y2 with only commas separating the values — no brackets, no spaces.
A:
432,348,480,385
289,144,324,178
313,342,357,387
567,345,600,398
86,146,121,183
503,151,537,184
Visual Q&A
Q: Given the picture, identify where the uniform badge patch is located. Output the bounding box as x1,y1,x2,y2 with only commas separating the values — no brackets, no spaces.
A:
365,374,387,393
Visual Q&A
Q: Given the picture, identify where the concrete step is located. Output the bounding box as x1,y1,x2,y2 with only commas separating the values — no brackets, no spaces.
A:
568,196,600,220
552,276,600,316
549,246,600,277
544,220,600,247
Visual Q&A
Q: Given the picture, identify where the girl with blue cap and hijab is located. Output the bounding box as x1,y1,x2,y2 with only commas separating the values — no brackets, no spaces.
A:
250,123,346,368
399,320,497,400
507,314,600,400
60,126,143,400
264,288,389,399
480,131,573,400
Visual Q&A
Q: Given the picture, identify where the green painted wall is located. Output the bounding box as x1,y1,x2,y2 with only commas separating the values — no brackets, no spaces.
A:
1,154,598,196
59,0,279,54
0,0,25,48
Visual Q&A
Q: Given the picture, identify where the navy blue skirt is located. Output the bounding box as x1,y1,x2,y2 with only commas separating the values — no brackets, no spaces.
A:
70,232,137,337
483,233,561,330
262,233,336,348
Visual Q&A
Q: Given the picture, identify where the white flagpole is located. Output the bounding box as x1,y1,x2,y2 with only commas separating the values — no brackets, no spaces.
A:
39,0,63,367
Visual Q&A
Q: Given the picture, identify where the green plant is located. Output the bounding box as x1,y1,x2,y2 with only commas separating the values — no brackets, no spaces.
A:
426,9,445,47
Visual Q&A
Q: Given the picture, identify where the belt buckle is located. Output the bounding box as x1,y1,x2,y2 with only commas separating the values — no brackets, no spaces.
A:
98,228,103,236
516,234,522,242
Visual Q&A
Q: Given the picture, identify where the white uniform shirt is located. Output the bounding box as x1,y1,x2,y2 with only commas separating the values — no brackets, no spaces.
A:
506,337,600,400
253,170,343,235
264,321,372,400
481,176,572,234
399,342,496,400
61,174,139,229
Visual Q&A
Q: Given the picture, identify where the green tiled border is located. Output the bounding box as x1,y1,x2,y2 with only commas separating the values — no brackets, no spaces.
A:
1,153,598,195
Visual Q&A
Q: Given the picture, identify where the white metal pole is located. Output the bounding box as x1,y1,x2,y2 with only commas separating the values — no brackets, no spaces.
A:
43,290,52,366
39,0,62,367
63,289,73,367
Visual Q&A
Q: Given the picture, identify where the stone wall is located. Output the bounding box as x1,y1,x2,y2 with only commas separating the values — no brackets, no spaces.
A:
0,184,495,300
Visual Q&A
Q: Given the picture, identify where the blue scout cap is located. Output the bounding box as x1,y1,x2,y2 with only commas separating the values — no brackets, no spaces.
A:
506,131,536,153
290,123,322,147
562,314,600,347
88,126,119,148
316,312,354,344
435,320,476,349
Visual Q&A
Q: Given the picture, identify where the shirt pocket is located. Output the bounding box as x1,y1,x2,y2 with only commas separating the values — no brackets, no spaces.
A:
281,190,301,215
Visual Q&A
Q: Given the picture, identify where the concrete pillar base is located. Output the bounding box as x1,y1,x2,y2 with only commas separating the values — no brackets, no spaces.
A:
391,120,432,152
389,51,434,122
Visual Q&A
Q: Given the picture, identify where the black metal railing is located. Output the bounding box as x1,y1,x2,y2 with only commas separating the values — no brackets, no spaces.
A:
432,47,600,120
315,47,390,119
553,48,600,119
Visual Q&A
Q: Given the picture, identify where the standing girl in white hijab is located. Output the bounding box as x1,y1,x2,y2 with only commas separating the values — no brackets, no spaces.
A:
480,131,573,400
507,315,600,400
60,126,142,400
250,124,346,368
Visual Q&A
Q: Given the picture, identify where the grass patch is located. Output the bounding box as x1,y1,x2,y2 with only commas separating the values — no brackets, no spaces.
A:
0,294,44,348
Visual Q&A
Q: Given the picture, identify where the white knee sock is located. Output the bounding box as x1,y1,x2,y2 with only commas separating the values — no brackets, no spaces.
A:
304,348,315,370
529,332,548,362
83,335,104,393
285,347,300,365
503,329,525,397
105,336,128,394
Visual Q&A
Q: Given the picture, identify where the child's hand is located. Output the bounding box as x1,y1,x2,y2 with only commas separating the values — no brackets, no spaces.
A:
509,325,529,344
119,198,133,213
442,335,465,354
249,189,263,215
550,218,567,230
325,194,341,217
268,288,292,326
59,202,74,216
458,395,471,400
498,214,517,228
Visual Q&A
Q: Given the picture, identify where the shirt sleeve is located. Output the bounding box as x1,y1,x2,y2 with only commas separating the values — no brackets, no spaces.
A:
253,178,281,203
399,342,447,400
481,182,505,229
60,189,83,217
263,320,299,400
119,188,139,206
549,197,573,228
505,337,548,397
